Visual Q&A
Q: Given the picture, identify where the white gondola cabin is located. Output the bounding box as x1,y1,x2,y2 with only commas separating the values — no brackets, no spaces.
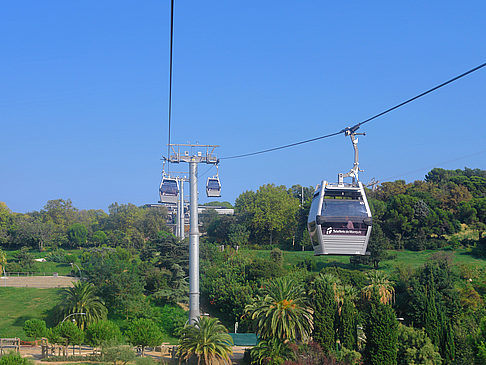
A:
308,180,372,255
159,177,179,204
206,177,221,197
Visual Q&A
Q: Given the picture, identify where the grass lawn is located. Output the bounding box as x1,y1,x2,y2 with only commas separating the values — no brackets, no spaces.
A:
248,248,486,273
4,248,82,276
0,287,62,338
5,248,83,260
380,248,486,272
34,261,74,276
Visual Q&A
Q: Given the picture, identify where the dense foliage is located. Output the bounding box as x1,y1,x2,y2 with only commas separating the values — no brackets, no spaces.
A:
0,167,485,364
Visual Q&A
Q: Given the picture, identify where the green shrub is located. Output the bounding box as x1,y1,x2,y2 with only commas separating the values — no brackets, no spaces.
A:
101,339,135,364
157,305,186,337
245,258,283,282
336,346,361,365
125,318,163,355
0,352,33,365
270,247,283,266
5,262,23,272
135,357,156,365
86,320,123,347
23,319,47,341
296,258,316,271
396,324,441,365
45,249,68,263
64,253,78,264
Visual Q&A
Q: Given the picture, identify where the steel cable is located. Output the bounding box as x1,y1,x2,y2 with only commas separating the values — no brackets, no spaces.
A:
221,62,486,160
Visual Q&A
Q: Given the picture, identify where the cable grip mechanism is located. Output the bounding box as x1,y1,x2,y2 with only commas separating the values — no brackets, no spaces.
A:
338,127,366,186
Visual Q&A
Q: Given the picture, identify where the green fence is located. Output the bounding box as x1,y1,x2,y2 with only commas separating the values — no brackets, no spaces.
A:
229,333,258,346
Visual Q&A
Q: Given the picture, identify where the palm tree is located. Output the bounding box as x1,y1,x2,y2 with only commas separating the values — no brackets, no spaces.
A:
245,277,313,342
362,270,395,305
311,272,342,296
177,316,233,365
312,273,342,303
335,284,358,315
59,281,107,330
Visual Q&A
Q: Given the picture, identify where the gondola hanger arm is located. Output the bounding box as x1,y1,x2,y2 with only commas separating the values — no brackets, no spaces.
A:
338,129,365,185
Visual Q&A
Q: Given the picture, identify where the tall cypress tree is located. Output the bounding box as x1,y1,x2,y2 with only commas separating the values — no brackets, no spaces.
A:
338,298,357,350
424,286,440,347
312,279,337,353
439,311,455,363
363,295,398,365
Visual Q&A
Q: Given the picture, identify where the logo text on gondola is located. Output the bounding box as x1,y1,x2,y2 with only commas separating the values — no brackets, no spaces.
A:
325,228,363,235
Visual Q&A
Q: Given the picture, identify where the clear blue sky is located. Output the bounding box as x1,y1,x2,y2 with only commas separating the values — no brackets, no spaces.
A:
1,1,485,213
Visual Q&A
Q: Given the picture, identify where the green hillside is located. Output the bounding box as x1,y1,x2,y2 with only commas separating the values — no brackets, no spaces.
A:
251,248,486,273
0,287,61,338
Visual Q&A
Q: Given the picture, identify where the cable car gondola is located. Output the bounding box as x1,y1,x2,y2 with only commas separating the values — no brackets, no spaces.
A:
206,177,221,197
159,176,179,204
307,129,372,255
206,165,221,197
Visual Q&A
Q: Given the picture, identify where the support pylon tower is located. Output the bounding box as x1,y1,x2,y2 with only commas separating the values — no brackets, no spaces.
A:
164,144,219,324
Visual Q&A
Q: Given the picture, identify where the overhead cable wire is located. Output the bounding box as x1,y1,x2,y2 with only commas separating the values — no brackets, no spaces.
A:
220,131,343,160
167,0,175,173
198,165,214,179
221,61,486,160
380,149,486,182
354,61,486,129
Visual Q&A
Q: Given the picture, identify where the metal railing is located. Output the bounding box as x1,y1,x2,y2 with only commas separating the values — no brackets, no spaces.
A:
3,271,71,277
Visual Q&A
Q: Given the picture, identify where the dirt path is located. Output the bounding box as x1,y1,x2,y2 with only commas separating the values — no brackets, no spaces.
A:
0,276,78,288
20,344,247,364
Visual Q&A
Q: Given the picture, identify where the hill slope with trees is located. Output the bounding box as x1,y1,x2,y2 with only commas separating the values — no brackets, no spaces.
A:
0,167,485,364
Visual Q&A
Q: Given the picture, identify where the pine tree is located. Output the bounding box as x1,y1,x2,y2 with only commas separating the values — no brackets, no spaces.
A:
363,295,398,365
312,279,337,353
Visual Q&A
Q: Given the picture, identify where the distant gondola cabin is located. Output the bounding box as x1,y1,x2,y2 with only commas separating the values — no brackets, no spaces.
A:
159,178,179,204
